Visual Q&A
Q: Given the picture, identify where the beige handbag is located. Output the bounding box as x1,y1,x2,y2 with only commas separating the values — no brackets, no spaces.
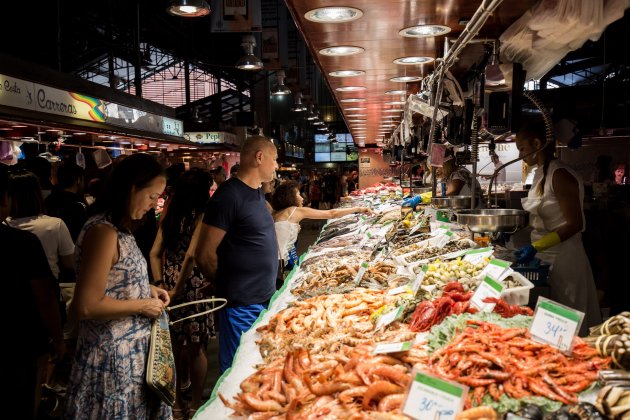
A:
146,298,227,406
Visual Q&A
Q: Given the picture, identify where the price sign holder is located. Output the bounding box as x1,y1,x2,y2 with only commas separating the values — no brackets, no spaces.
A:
402,369,467,420
434,230,453,249
470,276,504,312
530,297,584,354
408,266,428,295
353,262,369,285
375,306,403,331
462,247,494,264
478,259,512,282
373,341,412,354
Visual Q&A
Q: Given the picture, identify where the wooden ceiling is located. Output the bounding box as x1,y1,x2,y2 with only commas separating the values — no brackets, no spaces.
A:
284,0,539,144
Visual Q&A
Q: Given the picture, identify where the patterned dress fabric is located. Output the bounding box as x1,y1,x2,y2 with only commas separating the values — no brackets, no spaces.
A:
163,213,216,345
64,214,172,419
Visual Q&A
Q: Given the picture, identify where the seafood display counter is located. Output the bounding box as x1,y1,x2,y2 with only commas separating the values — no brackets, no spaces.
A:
197,185,629,420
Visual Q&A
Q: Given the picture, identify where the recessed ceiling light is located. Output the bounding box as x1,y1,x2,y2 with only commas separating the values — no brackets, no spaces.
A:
399,24,451,38
329,70,365,77
390,75,423,82
305,7,363,23
385,90,407,95
348,119,366,123
336,86,366,92
393,56,435,65
383,109,403,113
340,98,366,102
73,132,86,135
345,107,367,111
347,114,367,117
385,101,406,105
11,125,28,128
319,46,365,56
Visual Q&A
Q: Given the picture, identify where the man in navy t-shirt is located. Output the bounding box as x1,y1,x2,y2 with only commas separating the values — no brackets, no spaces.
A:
196,135,279,372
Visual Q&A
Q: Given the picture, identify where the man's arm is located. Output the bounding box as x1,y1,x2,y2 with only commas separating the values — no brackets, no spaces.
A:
194,223,227,285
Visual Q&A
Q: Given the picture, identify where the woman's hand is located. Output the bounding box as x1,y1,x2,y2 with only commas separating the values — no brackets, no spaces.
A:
150,285,171,307
357,207,374,216
139,297,166,319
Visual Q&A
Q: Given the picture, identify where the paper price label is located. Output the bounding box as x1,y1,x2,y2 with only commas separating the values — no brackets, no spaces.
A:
388,285,411,295
479,259,511,281
462,247,494,264
354,262,369,285
375,306,403,331
403,370,467,420
373,341,412,354
408,267,427,295
408,220,425,235
470,276,504,312
430,225,451,237
434,231,453,249
530,297,583,353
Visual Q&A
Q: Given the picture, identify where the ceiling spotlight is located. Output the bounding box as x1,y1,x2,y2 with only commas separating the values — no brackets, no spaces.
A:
236,35,263,71
271,70,291,95
305,7,363,23
166,0,210,17
390,75,422,82
399,24,451,38
393,56,435,65
319,46,364,56
329,69,365,77
290,92,307,112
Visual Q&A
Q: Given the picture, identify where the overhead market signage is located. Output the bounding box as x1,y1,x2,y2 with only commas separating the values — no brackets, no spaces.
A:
0,73,183,137
184,131,237,144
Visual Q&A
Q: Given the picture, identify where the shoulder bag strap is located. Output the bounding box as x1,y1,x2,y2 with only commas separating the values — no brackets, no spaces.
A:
166,297,227,326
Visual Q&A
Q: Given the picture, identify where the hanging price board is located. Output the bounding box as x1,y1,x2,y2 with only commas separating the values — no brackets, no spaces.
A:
402,370,467,420
470,276,504,312
530,297,583,353
375,306,403,331
373,341,412,354
353,262,369,285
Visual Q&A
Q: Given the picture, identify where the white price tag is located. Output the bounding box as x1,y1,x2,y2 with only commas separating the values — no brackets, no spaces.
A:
470,276,505,312
434,231,453,249
478,259,511,281
376,222,394,237
430,225,451,237
408,267,428,295
359,233,371,247
462,247,494,264
375,306,403,331
403,370,467,420
373,341,412,354
354,262,369,285
530,297,583,353
408,220,424,235
388,285,410,295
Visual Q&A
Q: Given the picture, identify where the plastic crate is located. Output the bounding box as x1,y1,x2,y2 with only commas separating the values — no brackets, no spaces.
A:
513,263,551,287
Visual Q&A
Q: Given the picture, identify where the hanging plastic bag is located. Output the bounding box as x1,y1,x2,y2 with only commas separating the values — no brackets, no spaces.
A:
92,148,112,169
76,146,86,169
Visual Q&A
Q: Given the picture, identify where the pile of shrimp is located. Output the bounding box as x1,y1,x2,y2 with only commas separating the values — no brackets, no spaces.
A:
291,262,401,299
427,320,611,408
256,289,416,362
221,343,428,419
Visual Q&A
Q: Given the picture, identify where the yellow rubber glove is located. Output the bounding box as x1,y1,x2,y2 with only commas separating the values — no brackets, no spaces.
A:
532,231,561,252
420,191,433,204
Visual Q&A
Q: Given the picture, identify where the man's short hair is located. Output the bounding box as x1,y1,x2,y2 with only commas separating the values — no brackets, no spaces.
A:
230,164,240,175
56,161,85,189
240,135,275,158
213,166,227,177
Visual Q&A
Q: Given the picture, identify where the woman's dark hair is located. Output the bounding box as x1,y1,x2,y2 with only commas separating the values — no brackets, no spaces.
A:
517,118,556,195
160,168,212,250
271,181,300,211
88,153,165,231
9,171,44,218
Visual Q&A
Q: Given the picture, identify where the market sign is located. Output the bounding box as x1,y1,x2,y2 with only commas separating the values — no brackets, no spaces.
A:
0,73,184,138
184,131,236,144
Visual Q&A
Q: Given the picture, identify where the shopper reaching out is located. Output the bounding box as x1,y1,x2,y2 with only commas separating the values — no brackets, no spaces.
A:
271,180,373,282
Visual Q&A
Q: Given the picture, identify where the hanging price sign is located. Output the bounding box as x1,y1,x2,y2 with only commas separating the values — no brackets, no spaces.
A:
530,297,583,353
402,370,467,420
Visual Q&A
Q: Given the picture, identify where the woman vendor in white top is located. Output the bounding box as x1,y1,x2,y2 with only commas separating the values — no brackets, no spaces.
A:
514,119,601,334
271,181,372,285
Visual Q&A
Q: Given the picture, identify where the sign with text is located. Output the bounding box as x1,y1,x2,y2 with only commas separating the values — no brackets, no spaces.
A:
375,306,403,331
530,297,583,353
373,341,412,354
470,276,504,312
184,131,236,144
403,370,467,420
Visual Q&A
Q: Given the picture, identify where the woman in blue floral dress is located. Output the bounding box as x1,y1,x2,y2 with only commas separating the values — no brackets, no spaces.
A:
64,153,171,419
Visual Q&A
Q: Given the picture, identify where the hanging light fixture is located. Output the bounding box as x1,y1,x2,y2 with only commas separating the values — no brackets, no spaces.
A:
236,35,263,70
306,104,318,120
166,0,211,17
290,92,307,112
271,70,291,95
485,40,506,88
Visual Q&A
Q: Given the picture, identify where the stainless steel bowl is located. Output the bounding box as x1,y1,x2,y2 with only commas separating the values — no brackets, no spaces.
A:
431,196,472,209
455,209,529,233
